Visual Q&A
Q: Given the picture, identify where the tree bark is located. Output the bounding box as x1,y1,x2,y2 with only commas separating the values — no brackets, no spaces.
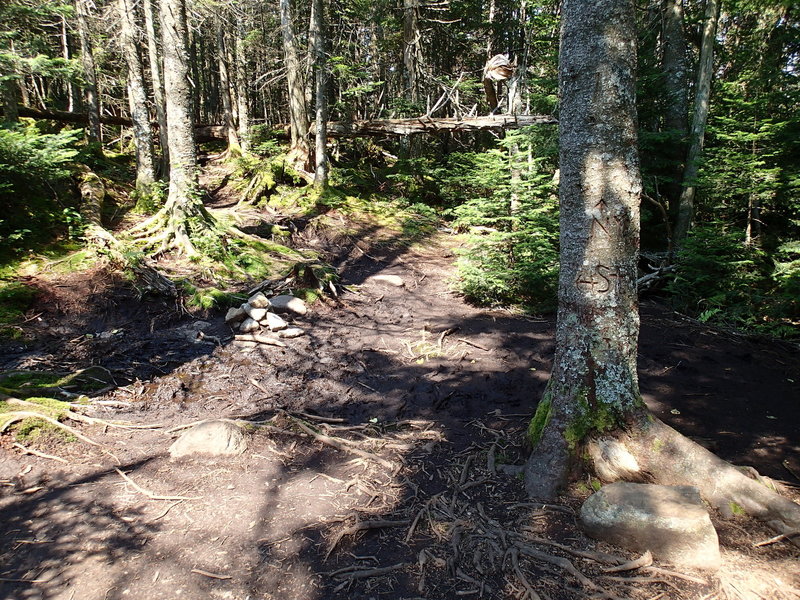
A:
524,0,642,500
279,0,310,169
673,0,720,247
403,0,420,105
153,0,207,256
234,13,250,152
75,0,102,143
143,0,169,176
119,0,156,191
311,0,329,188
217,16,241,154
661,0,689,213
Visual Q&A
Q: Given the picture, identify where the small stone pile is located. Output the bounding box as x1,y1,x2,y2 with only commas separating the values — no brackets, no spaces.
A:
224,292,308,339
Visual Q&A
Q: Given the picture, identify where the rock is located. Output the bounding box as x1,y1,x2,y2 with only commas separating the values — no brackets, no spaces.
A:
366,274,405,287
580,482,720,571
239,317,260,333
278,327,305,338
225,306,247,324
270,295,308,316
263,312,288,331
248,292,271,308
243,303,268,322
169,420,247,458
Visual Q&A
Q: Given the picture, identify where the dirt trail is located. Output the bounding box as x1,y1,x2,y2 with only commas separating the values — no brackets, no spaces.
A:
1,228,799,600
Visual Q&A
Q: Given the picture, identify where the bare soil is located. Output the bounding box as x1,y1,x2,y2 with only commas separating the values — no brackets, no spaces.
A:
1,206,799,600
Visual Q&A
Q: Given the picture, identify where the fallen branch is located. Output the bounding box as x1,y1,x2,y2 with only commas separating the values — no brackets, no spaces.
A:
190,568,232,580
234,334,287,347
754,529,800,547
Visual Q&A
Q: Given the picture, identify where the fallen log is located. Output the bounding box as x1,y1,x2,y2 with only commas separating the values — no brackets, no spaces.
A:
323,114,557,137
14,105,555,141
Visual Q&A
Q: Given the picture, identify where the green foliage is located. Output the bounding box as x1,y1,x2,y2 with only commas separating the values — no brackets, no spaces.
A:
442,127,560,310
668,224,798,337
0,123,81,257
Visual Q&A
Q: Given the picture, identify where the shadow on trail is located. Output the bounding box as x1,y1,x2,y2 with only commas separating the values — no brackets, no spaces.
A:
0,219,798,598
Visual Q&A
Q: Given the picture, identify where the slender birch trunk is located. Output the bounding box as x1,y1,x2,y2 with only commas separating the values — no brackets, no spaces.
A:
75,0,102,143
143,0,169,177
279,0,310,168
311,0,328,188
673,0,720,246
119,0,156,191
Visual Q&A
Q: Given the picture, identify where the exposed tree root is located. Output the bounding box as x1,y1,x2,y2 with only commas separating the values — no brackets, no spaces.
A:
585,415,800,543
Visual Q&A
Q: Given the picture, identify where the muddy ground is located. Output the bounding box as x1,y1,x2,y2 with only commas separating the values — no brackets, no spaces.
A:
1,220,799,600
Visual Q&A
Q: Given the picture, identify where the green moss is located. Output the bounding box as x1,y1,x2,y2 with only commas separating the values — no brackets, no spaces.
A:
563,392,623,450
0,282,37,325
729,501,746,516
590,478,602,491
527,394,552,448
0,367,113,398
652,438,664,453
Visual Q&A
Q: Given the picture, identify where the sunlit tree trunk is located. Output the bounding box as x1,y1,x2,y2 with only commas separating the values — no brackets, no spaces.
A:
217,16,241,154
143,0,169,177
119,0,156,192
280,0,310,169
311,0,329,188
234,13,250,152
674,0,720,246
403,0,420,105
75,0,102,143
524,0,643,499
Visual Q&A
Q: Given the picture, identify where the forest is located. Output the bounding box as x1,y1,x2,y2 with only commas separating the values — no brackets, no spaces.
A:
0,0,799,598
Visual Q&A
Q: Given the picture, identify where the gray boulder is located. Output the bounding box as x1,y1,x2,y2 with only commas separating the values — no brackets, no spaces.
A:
248,292,271,308
169,420,247,458
270,295,308,315
264,312,288,331
239,317,260,333
366,274,405,287
225,306,247,324
580,482,720,571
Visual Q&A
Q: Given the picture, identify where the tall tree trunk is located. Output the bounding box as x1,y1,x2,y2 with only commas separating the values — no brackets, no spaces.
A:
61,16,77,112
311,0,328,188
280,0,310,169
75,0,102,143
217,17,241,154
673,0,720,247
403,0,420,105
143,0,169,177
661,0,689,212
119,0,156,192
521,0,800,544
234,12,250,152
150,0,207,255
524,0,643,499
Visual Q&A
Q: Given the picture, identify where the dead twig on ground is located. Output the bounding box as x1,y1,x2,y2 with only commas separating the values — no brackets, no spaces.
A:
457,338,490,351
753,529,800,547
234,334,286,347
191,568,232,580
